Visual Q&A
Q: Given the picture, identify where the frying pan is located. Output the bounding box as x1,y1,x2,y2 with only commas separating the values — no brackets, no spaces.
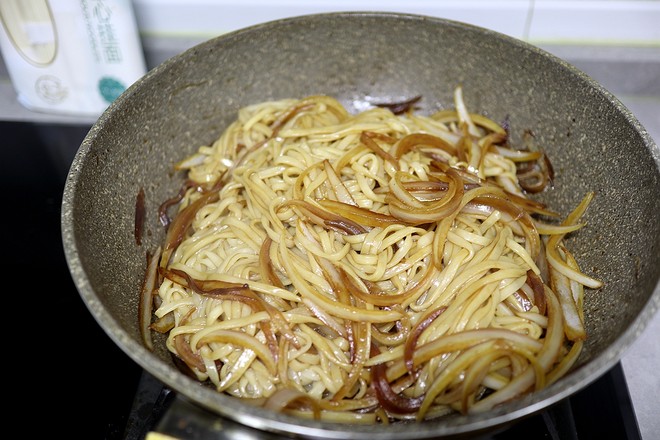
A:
61,12,660,439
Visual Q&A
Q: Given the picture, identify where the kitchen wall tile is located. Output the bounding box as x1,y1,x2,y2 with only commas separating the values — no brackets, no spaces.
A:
131,0,532,40
528,0,660,44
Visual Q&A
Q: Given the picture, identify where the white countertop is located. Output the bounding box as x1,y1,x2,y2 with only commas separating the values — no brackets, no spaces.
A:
622,308,660,439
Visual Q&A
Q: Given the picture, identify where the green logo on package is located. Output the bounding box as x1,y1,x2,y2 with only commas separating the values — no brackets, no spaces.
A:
98,77,126,103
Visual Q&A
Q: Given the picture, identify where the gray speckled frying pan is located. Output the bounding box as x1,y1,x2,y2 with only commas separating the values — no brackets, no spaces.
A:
61,11,660,439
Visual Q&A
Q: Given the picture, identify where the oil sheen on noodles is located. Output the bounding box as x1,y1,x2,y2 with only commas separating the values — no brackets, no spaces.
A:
145,87,603,424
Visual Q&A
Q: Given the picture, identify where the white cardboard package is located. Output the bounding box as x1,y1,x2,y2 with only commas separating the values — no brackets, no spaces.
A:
0,0,146,117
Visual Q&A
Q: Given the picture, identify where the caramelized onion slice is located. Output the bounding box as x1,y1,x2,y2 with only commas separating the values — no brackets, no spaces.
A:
393,133,457,159
526,270,547,315
360,131,399,169
371,345,424,414
259,237,284,288
318,199,402,228
283,199,367,235
174,334,206,373
161,186,220,267
550,260,586,341
135,187,146,246
150,312,175,334
264,388,322,419
545,192,603,289
387,168,464,225
139,246,162,351
404,306,447,374
373,95,422,115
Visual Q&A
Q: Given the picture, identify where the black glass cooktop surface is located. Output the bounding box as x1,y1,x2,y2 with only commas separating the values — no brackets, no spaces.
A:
6,121,641,440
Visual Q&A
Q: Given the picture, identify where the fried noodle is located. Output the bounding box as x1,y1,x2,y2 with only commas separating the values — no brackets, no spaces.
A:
146,87,602,423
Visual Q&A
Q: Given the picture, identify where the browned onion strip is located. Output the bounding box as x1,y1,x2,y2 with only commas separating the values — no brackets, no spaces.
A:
264,388,323,420
517,150,554,193
544,153,555,182
371,320,409,346
139,246,162,350
363,130,398,144
317,199,403,228
158,179,200,227
526,270,547,315
404,183,483,203
259,237,284,288
404,306,447,374
432,215,458,269
393,133,457,159
549,260,586,341
373,95,422,115
477,132,507,176
518,169,548,193
150,312,175,334
283,199,367,235
360,131,400,169
163,267,248,294
372,179,480,196
456,123,471,164
174,334,206,373
135,187,146,246
431,160,482,185
387,168,464,225
493,146,543,162
160,188,220,267
501,190,559,218
400,180,450,193
324,219,368,236
333,320,370,401
471,113,507,135
468,195,521,220
533,221,584,236
371,345,424,414
545,192,602,289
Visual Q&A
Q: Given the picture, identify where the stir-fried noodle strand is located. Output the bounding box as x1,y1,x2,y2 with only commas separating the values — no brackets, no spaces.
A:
145,87,602,423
